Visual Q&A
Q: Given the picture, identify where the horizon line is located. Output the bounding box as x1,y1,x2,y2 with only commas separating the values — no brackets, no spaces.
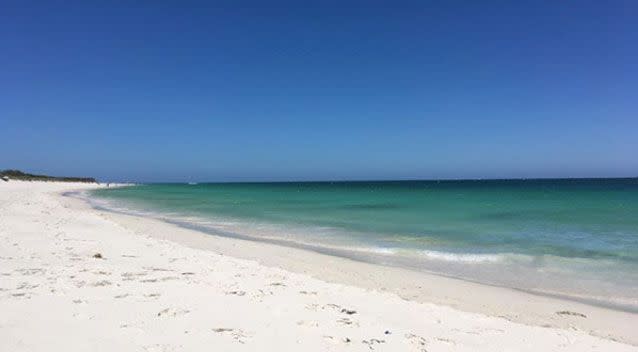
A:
130,176,638,185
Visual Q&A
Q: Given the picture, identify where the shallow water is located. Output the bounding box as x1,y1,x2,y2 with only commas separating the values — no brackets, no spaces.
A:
89,179,638,311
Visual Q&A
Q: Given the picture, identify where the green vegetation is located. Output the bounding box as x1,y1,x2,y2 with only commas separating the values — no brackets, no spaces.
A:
0,169,97,183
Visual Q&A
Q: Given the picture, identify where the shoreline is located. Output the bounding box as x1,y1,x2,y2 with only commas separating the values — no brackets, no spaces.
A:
77,190,638,314
75,187,638,344
2,180,636,350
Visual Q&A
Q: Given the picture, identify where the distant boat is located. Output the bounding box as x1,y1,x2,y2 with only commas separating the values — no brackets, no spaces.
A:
188,182,197,185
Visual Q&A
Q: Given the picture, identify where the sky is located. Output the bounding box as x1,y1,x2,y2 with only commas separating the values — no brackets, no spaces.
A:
1,1,637,182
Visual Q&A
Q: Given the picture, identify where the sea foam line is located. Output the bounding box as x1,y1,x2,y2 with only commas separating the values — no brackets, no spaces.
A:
420,250,503,263
349,246,504,264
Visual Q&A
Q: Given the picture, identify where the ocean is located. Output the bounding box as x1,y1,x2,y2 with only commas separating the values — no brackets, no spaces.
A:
87,179,638,311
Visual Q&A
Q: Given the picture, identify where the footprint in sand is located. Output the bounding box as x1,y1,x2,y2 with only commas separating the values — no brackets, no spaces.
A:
556,310,587,318
405,333,428,351
362,338,386,350
159,276,180,282
91,280,112,287
142,344,180,352
299,290,318,295
337,317,360,327
249,289,274,301
225,290,246,296
297,320,319,328
122,271,148,281
322,335,353,345
310,303,358,315
157,307,190,318
16,282,38,290
434,336,456,346
15,268,45,276
212,328,252,344
143,267,174,272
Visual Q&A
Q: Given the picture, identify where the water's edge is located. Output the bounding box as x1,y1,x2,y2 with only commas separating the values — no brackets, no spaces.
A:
66,189,638,314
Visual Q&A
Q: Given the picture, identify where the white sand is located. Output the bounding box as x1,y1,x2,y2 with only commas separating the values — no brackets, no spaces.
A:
0,181,636,351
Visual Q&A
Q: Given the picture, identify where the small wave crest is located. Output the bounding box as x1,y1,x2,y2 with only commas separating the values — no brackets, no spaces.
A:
365,247,398,255
420,250,503,263
349,246,504,263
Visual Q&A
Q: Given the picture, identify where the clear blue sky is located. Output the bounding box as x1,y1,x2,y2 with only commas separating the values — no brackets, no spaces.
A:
2,1,636,182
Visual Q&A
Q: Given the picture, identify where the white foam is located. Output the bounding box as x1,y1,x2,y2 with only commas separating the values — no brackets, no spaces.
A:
366,247,398,255
420,250,503,263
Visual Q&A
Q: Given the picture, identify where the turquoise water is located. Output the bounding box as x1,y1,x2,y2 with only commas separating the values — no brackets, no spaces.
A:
89,179,638,310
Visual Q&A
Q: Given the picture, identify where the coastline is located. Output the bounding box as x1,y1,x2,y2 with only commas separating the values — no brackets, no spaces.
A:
1,181,636,350
81,188,638,314
78,187,638,345
86,180,638,314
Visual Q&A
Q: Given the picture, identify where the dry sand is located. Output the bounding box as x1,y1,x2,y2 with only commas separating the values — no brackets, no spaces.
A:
1,180,636,351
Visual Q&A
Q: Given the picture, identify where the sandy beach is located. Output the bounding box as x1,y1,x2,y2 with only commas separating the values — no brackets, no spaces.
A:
1,181,636,351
